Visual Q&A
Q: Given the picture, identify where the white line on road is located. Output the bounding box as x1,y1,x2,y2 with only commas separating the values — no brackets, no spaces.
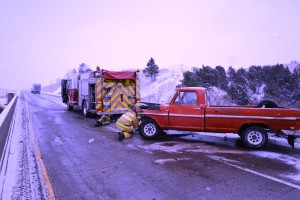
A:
209,156,300,190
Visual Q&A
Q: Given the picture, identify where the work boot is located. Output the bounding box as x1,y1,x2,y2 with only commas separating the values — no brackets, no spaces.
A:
129,131,134,135
118,132,125,141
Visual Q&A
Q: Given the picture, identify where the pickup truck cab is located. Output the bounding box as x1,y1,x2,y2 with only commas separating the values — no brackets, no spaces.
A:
139,87,300,149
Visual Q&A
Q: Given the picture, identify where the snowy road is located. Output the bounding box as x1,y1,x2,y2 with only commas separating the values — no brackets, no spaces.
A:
2,91,300,199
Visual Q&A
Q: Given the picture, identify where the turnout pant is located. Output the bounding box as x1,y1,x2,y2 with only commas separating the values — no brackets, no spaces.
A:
116,122,134,139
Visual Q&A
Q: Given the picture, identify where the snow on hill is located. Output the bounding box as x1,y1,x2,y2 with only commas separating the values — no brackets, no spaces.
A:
140,64,191,103
139,64,234,105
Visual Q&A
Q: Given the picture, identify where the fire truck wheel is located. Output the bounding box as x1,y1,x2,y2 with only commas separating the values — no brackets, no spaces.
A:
139,119,160,139
241,126,268,149
67,102,73,111
82,101,89,118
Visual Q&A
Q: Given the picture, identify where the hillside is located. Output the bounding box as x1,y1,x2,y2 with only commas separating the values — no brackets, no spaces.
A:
44,61,299,106
140,64,191,103
139,65,233,105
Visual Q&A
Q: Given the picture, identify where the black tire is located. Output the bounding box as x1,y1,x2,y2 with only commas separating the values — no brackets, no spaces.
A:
82,101,89,118
241,126,268,149
67,101,73,111
256,100,278,108
62,94,68,103
139,119,160,139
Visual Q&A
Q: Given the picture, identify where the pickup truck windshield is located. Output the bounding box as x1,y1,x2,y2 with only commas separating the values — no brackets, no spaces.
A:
166,91,176,103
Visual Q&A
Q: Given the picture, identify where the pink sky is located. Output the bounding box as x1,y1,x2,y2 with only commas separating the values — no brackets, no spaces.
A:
1,0,300,90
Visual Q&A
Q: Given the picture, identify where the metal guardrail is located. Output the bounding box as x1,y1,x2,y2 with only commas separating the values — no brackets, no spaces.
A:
0,94,18,158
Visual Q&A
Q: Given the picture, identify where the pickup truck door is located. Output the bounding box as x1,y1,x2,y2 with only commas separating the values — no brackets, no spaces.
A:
168,91,204,131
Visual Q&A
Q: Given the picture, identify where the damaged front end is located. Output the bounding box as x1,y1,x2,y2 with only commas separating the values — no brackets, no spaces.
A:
139,102,161,110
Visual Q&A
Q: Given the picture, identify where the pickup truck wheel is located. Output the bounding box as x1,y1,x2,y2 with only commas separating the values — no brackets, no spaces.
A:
241,126,268,149
139,119,160,139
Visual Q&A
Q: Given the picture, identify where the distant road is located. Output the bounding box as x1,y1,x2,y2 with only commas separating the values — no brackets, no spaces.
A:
10,91,300,199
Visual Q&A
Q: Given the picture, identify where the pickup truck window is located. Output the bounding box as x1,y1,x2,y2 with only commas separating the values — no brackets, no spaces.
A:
174,91,197,105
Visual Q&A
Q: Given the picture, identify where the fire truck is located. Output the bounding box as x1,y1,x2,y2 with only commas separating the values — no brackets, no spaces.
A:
61,68,140,121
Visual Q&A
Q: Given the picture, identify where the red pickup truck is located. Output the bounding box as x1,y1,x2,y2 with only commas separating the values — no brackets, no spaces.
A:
138,87,300,149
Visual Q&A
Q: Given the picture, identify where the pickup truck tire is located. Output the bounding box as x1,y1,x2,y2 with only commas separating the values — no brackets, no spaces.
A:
256,100,278,108
139,119,160,139
241,126,268,149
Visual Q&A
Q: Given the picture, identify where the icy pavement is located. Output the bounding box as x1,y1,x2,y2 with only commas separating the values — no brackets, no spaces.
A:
136,131,300,186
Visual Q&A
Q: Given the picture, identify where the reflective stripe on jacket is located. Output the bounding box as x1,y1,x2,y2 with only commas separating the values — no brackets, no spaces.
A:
116,111,138,130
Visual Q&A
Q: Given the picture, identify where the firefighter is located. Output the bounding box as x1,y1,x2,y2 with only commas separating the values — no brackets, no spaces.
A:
116,104,140,141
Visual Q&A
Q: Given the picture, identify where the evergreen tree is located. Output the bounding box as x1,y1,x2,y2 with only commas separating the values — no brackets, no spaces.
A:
180,71,195,87
200,65,219,88
247,65,263,93
178,62,299,108
290,65,300,107
180,65,227,89
190,65,219,88
215,66,228,91
227,66,236,82
143,57,159,82
228,68,249,105
264,64,292,105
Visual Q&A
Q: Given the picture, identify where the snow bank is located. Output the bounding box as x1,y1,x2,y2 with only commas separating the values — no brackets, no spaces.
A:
0,96,21,198
0,94,18,198
140,64,191,103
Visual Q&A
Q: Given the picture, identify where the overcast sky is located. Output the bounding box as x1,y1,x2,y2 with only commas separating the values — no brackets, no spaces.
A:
1,0,300,90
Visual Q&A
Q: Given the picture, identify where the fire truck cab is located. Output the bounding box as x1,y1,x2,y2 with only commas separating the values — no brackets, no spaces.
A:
61,68,140,121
